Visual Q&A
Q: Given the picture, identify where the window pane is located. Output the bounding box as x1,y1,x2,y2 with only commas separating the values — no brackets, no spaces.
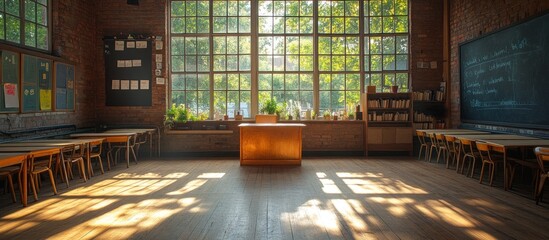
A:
25,0,35,21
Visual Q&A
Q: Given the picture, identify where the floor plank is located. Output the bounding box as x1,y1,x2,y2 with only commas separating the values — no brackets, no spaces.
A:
1,156,548,239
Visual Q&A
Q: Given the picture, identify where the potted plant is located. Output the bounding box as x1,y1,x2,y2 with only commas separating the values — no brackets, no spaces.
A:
164,103,198,130
260,98,278,115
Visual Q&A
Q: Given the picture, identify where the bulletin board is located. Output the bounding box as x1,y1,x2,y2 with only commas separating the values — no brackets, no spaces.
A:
54,62,75,111
0,50,20,112
104,38,152,106
22,54,53,112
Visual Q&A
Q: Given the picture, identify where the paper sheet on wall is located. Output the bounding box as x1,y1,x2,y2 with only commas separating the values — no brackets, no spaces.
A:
3,83,19,108
112,80,120,90
132,59,142,67
40,89,52,110
136,41,147,48
125,60,132,67
156,54,163,62
140,80,149,90
126,41,136,48
115,41,125,51
130,80,139,90
117,60,125,68
120,80,130,90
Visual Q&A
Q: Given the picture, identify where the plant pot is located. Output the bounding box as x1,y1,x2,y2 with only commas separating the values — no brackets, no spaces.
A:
173,122,192,130
391,86,399,93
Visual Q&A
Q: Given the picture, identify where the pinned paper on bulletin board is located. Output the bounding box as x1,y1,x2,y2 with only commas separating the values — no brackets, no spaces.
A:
3,83,18,108
40,89,52,110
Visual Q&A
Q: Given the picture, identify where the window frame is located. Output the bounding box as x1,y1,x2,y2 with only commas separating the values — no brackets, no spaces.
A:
0,0,52,52
168,0,410,120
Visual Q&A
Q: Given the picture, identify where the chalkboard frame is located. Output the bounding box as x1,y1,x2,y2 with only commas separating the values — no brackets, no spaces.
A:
54,62,76,111
459,11,549,130
0,50,20,113
21,54,53,113
104,38,153,106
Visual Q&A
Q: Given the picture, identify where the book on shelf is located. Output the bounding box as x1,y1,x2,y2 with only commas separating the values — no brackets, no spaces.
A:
367,99,410,108
413,121,446,129
368,111,409,122
413,90,444,101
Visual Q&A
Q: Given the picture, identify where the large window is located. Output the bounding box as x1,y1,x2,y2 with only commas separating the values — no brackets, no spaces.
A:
169,0,409,119
0,0,50,51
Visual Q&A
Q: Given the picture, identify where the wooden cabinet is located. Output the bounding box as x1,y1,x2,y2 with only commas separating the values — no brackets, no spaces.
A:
364,92,413,155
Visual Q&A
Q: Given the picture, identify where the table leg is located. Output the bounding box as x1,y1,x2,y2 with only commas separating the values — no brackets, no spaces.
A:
149,132,153,158
86,143,93,178
503,150,508,190
22,158,28,207
126,138,130,168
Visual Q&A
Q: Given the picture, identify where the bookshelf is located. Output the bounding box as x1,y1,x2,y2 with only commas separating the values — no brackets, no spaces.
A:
412,89,446,130
364,92,413,155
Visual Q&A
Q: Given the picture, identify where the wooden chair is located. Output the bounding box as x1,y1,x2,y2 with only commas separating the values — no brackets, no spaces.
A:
460,139,480,177
444,135,459,169
427,133,439,162
106,136,137,168
61,145,87,183
89,139,105,174
476,141,504,186
0,165,21,203
29,149,58,201
416,131,432,161
534,147,549,204
435,134,448,163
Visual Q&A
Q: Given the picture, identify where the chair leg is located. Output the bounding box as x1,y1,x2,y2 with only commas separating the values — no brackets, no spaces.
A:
536,174,547,205
418,146,424,161
30,174,38,201
469,158,476,178
479,162,486,184
489,163,495,186
97,156,105,174
47,170,57,195
7,174,16,203
79,160,87,182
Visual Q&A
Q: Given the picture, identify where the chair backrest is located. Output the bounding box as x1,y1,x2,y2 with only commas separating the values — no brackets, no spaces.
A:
460,139,474,154
475,141,491,161
416,131,427,144
535,147,549,174
435,134,446,147
445,135,456,151
89,139,103,156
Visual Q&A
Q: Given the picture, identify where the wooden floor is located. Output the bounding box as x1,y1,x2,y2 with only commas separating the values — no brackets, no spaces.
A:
0,156,548,240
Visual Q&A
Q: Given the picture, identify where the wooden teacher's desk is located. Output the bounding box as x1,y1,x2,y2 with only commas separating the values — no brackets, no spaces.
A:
239,123,306,166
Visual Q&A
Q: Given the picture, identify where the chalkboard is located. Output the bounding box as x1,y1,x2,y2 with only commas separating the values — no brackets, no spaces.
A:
0,50,19,112
22,55,52,112
54,62,75,111
460,12,549,129
104,39,152,106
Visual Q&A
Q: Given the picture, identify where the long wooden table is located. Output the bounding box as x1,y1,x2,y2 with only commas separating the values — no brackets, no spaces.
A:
5,138,105,178
239,123,306,166
0,146,61,206
104,128,159,157
0,153,28,206
479,139,549,190
70,132,137,168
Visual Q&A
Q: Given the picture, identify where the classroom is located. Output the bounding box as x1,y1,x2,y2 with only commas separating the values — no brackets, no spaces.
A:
0,0,548,239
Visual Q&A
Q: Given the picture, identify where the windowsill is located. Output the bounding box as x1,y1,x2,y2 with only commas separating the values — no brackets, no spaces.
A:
165,130,234,135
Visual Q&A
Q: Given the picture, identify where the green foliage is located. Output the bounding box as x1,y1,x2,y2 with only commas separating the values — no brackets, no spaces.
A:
261,98,278,114
164,104,198,128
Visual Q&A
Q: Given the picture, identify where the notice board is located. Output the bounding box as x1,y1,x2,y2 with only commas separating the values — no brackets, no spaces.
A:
55,62,75,111
1,50,19,112
22,54,52,112
104,38,152,106
460,12,549,129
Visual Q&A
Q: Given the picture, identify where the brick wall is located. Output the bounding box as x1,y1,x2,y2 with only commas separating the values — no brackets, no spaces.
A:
0,0,96,134
449,0,549,127
94,0,166,127
410,0,444,91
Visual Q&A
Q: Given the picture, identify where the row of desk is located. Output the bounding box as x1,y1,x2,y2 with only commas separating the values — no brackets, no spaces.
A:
0,128,159,207
417,129,549,191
